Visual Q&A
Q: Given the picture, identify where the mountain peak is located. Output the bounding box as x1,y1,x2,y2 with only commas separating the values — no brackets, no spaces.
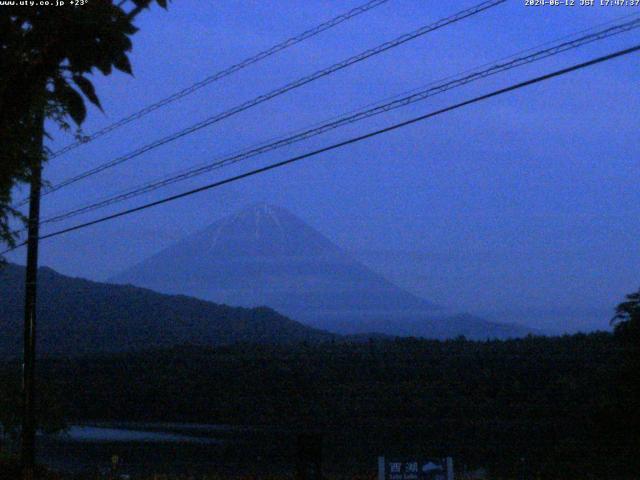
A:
111,204,438,325
107,205,552,339
239,201,282,215
177,203,341,260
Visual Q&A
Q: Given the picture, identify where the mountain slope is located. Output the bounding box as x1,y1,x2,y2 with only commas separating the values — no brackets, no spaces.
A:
112,203,438,317
0,263,336,358
111,203,531,339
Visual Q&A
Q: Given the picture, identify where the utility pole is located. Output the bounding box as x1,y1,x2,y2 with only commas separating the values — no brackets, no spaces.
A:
21,111,44,480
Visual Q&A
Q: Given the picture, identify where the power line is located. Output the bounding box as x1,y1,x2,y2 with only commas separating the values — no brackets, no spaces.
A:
34,16,640,227
23,0,506,204
328,10,640,121
4,43,638,255
48,0,392,159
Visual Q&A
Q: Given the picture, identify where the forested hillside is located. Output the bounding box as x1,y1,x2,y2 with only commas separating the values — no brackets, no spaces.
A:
1,332,637,478
0,263,335,358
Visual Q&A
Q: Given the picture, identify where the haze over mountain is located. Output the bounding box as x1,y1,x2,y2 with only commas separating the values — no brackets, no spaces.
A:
111,203,532,339
0,263,335,359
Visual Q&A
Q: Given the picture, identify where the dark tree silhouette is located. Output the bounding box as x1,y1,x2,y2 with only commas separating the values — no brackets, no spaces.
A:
0,0,169,254
611,288,640,346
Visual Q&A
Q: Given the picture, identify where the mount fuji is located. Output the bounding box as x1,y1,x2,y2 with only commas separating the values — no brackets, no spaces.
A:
111,203,531,339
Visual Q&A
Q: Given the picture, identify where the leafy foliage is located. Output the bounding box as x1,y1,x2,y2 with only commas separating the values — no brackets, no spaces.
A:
611,288,640,346
0,0,169,252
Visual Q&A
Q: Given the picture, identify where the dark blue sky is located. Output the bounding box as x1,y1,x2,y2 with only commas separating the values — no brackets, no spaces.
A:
8,0,640,332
